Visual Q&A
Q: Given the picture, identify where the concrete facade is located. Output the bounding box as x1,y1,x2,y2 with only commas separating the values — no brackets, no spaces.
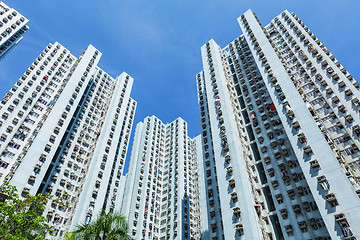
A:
120,116,201,240
0,1,29,60
0,42,136,238
196,9,359,240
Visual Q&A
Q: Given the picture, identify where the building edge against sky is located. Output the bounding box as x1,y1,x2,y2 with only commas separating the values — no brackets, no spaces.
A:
0,41,136,238
0,1,29,61
196,8,360,240
118,116,202,240
0,5,359,240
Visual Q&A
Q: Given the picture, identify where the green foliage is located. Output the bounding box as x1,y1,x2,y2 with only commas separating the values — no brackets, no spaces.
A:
65,210,132,240
0,183,52,239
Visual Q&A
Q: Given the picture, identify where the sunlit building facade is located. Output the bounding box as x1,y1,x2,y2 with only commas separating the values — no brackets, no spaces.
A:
196,9,360,240
0,1,29,60
120,116,201,240
0,42,136,238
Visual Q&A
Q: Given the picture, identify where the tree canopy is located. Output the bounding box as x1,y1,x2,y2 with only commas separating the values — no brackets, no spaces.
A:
65,210,132,240
0,183,51,240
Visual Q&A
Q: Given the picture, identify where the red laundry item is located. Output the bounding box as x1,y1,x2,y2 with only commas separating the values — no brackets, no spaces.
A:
270,104,276,111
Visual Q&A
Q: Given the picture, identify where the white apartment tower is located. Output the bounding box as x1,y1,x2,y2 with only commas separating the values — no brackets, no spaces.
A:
120,116,201,240
0,1,29,60
0,42,136,238
197,9,360,240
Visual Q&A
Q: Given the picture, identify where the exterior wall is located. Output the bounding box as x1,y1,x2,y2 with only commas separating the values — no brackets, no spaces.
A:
193,135,209,239
0,42,79,186
197,40,270,239
120,122,144,219
0,42,136,238
0,1,29,60
121,116,201,240
188,135,202,239
70,72,136,229
238,9,360,239
197,9,360,240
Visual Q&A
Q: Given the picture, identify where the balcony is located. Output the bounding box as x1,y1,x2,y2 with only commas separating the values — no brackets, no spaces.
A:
271,77,277,84
225,155,231,164
222,144,229,152
230,192,238,201
21,187,30,196
326,88,333,94
28,175,36,183
298,133,306,144
310,160,320,169
332,96,339,103
271,180,279,188
345,89,353,96
326,67,334,74
274,152,281,159
336,121,344,129
264,157,271,164
229,179,236,188
260,146,267,153
292,121,300,129
280,209,288,219
235,223,244,235
345,115,353,123
303,146,312,154
297,186,304,196
292,204,301,215
284,225,293,234
278,93,285,101
332,74,340,81
51,175,57,182
298,221,307,230
267,168,275,177
255,128,261,134
325,193,338,206
334,213,354,239
338,105,346,113
288,189,295,198
308,218,317,228
270,141,277,149
233,207,241,218
317,176,330,191
351,98,360,107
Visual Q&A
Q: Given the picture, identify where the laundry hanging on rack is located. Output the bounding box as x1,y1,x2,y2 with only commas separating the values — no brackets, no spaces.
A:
320,181,330,191
270,104,276,111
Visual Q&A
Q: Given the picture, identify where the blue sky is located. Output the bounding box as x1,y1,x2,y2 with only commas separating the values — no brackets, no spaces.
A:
0,0,359,158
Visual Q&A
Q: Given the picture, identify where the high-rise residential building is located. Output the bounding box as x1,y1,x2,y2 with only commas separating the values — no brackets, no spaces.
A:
0,42,136,238
196,9,360,240
119,116,202,240
0,1,29,60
